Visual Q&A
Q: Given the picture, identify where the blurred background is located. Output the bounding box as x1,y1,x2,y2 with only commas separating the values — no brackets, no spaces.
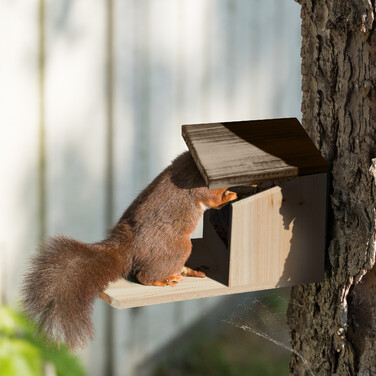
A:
0,0,301,375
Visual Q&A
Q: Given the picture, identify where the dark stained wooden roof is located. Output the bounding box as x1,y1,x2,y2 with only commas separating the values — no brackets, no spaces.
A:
182,118,329,189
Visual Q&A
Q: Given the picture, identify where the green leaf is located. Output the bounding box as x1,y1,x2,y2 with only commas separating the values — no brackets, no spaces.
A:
0,337,42,376
0,306,86,376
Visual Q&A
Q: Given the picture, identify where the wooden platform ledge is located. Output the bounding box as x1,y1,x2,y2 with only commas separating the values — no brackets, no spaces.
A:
99,238,277,309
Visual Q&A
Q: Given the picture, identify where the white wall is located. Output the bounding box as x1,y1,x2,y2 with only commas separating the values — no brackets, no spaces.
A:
0,1,301,375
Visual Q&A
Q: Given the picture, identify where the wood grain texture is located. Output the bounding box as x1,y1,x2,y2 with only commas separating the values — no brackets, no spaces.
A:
229,173,327,288
182,118,329,189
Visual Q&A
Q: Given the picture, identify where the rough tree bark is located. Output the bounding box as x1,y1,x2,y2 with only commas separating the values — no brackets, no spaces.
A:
288,1,376,375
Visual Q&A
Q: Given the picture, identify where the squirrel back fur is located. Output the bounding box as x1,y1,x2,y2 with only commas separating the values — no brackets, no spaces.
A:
22,151,237,349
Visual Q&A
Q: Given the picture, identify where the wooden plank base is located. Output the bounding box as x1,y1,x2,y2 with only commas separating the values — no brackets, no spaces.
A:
99,236,321,309
99,238,229,309
99,272,288,309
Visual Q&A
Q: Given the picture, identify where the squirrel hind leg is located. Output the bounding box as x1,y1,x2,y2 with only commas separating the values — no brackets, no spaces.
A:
181,266,206,278
136,271,183,287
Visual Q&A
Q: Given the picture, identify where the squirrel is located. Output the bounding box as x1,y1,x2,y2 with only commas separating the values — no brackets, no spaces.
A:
22,151,237,350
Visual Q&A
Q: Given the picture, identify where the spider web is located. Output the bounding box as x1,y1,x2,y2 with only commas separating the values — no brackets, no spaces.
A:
224,289,315,376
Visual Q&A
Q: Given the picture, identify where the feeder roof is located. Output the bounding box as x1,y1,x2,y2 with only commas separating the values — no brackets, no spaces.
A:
182,118,328,189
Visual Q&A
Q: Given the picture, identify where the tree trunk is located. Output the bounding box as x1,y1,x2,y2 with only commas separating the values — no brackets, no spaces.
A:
288,1,376,375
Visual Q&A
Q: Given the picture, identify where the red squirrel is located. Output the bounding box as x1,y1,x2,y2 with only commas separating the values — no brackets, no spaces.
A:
22,151,237,350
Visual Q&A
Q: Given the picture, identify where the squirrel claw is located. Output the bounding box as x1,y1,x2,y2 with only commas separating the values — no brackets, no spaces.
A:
169,273,183,284
156,273,183,287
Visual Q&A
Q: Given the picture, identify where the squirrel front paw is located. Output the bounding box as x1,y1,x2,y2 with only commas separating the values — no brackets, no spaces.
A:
222,190,237,203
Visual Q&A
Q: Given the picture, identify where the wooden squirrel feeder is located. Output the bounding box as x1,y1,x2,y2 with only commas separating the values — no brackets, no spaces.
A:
100,118,328,309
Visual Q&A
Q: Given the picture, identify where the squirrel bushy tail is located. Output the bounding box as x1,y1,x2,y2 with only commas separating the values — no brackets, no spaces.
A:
22,235,126,350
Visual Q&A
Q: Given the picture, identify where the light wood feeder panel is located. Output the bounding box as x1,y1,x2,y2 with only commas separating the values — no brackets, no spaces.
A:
99,118,328,309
